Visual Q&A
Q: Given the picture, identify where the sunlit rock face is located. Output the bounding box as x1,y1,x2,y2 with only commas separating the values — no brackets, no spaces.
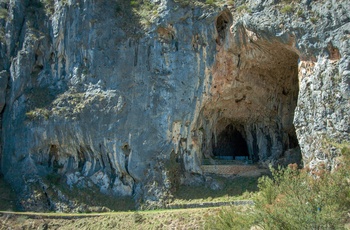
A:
0,0,349,210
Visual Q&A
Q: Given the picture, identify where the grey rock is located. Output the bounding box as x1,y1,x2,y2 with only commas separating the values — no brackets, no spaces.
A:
0,0,349,211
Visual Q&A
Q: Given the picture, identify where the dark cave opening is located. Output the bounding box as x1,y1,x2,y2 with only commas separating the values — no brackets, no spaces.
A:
215,10,232,45
212,124,249,160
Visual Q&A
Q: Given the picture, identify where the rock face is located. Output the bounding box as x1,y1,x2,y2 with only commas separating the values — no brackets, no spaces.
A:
0,0,349,210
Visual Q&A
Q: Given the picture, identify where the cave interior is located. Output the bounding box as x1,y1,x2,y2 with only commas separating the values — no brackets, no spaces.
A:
201,15,301,165
212,124,249,161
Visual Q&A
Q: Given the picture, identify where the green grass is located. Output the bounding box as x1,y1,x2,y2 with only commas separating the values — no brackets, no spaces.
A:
310,17,318,24
0,207,220,229
280,4,294,14
170,175,261,206
205,0,215,5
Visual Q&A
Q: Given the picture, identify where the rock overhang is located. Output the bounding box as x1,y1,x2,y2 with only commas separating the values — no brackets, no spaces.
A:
193,10,301,165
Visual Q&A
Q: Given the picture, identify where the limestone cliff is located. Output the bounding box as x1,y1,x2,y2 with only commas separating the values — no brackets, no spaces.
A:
0,0,349,211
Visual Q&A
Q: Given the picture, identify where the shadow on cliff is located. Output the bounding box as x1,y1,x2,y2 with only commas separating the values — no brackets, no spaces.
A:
0,174,17,211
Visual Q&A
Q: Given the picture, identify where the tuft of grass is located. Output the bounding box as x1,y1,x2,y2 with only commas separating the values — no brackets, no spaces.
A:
280,4,294,14
25,108,50,120
205,0,215,5
0,8,7,20
310,17,318,24
40,0,53,14
236,4,251,14
130,0,139,7
130,0,159,29
227,0,234,5
296,9,303,17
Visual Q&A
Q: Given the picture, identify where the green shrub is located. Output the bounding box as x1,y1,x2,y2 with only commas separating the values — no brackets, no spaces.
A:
207,145,350,229
256,173,278,205
25,108,50,120
126,0,159,29
205,206,255,230
205,0,215,5
130,0,139,7
280,4,294,14
255,159,350,229
0,8,7,19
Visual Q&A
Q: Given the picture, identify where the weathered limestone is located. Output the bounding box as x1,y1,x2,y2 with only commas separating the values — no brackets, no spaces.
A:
0,0,349,210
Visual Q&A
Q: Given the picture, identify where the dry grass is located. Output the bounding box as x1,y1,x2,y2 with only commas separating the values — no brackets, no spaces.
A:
0,207,222,229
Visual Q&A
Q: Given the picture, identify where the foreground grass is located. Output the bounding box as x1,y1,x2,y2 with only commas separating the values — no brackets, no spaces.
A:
0,207,227,229
0,173,261,229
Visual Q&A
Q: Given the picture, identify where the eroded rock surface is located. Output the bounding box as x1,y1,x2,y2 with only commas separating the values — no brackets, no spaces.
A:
0,0,349,210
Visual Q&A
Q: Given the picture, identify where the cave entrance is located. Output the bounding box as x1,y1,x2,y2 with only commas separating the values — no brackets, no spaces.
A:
199,30,301,166
212,124,249,161
215,12,230,45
